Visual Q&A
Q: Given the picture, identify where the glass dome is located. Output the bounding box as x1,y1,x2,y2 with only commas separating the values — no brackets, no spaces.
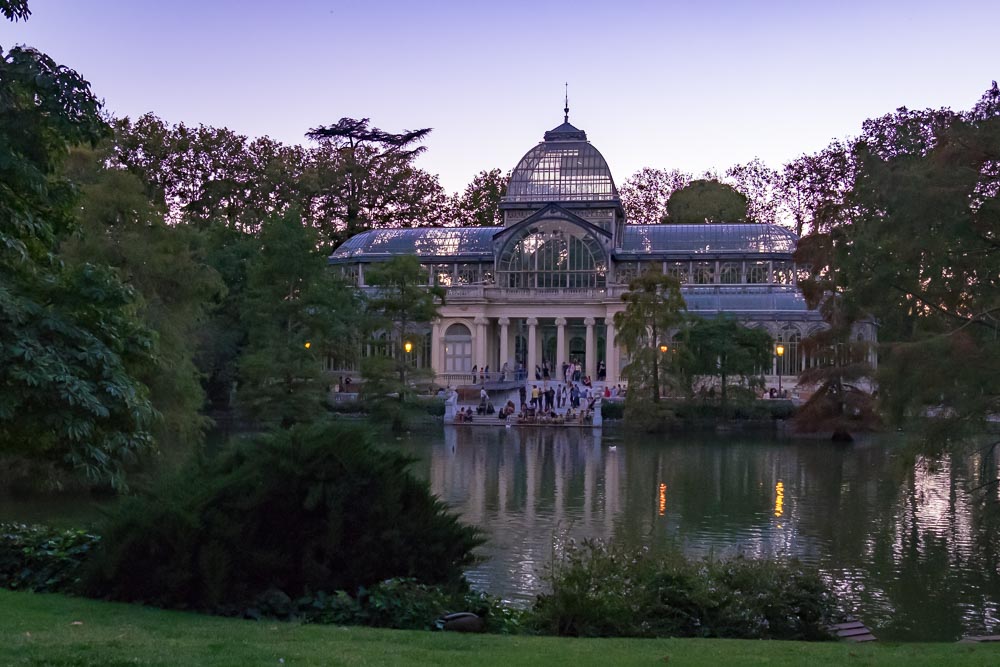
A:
504,125,618,203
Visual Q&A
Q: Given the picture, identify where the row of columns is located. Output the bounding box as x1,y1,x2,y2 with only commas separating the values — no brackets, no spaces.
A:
513,316,614,382
432,315,623,384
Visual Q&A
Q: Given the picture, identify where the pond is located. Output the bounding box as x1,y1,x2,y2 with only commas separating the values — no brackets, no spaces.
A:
3,425,999,642
399,426,1000,642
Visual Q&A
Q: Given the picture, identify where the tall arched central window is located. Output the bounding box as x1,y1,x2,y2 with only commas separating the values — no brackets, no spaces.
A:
498,222,607,289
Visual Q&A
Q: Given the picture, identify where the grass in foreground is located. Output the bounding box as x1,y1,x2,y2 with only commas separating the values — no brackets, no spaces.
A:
2,590,999,667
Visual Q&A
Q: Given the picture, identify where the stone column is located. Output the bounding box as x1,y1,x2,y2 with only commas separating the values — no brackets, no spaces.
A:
430,321,441,378
474,316,488,373
498,317,510,371
605,319,617,383
526,317,538,382
584,317,596,380
555,317,566,376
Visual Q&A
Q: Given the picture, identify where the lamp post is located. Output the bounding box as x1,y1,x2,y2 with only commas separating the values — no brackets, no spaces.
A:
775,343,785,396
403,341,413,355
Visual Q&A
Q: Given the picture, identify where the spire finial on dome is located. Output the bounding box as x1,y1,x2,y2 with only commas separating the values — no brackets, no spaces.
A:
564,82,569,123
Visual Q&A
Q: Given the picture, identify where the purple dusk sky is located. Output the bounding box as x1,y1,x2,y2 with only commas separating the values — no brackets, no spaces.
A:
2,0,998,193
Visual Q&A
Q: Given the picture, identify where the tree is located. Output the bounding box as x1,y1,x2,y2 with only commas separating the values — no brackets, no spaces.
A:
238,211,361,428
362,255,444,430
448,168,507,227
620,167,692,224
306,118,444,243
681,317,772,406
665,179,748,224
83,422,483,610
60,145,225,462
0,33,157,489
112,114,308,233
0,0,29,21
779,141,855,236
613,272,687,405
808,85,1000,441
725,159,781,225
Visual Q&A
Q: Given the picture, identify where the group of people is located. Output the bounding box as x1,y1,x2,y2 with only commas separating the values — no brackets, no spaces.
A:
511,405,595,425
334,376,353,393
518,382,601,413
532,359,608,384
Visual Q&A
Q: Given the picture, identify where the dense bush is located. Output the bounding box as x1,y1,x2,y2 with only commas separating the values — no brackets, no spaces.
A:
0,523,100,593
328,397,445,418
530,540,836,640
600,400,624,420
81,421,483,611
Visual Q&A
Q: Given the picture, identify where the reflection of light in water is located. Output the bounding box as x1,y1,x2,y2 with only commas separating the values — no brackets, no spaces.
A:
774,481,784,518
658,483,667,516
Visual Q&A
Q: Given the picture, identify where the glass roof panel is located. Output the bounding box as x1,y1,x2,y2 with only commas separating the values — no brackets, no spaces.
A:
682,286,812,313
621,224,798,255
329,227,499,262
505,141,618,202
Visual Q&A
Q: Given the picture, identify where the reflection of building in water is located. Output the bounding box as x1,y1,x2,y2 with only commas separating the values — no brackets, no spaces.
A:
416,430,1000,640
423,428,841,602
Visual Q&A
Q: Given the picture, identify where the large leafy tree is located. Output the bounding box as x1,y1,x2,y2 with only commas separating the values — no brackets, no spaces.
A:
237,211,361,428
725,158,782,225
0,25,156,487
681,317,772,405
619,167,692,224
779,140,855,236
60,146,225,461
448,168,507,227
613,272,687,404
665,179,749,224
362,255,444,430
795,84,1000,442
832,87,999,439
306,118,446,243
113,114,307,233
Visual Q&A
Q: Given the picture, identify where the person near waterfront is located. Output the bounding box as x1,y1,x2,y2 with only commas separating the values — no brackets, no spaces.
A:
531,385,540,408
598,360,606,381
501,362,509,381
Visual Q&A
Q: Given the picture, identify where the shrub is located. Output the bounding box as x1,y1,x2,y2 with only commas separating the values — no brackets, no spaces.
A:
0,523,100,593
600,400,624,420
81,421,483,612
529,540,836,640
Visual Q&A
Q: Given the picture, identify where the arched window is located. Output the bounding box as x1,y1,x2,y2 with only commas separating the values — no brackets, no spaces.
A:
498,221,607,289
719,262,741,284
444,323,472,373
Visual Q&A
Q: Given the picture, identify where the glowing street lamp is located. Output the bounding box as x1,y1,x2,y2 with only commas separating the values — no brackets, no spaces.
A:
775,343,785,395
659,344,668,353
303,341,311,349
403,341,413,354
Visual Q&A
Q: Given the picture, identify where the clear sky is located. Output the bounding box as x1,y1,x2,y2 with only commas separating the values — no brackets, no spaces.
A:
2,0,998,193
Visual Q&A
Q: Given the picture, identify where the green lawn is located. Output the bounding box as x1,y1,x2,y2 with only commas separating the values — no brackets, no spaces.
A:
2,590,998,666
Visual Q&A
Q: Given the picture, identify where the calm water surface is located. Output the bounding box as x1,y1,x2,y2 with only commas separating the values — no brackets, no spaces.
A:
4,426,1000,642
399,426,1000,642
